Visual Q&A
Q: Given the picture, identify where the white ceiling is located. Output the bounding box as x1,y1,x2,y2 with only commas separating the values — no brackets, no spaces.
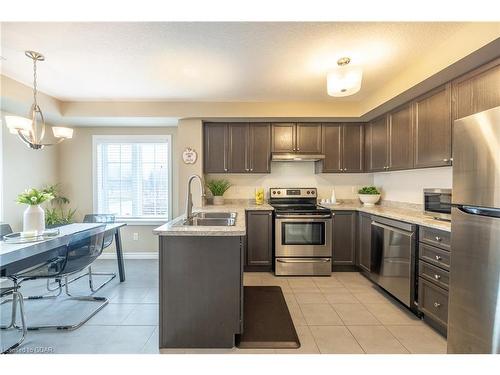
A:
0,22,472,102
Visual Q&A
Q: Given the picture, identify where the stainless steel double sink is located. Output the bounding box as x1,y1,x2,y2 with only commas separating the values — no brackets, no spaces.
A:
183,212,237,226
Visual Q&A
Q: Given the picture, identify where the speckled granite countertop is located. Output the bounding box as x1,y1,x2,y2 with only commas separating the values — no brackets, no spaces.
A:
321,203,451,232
153,201,273,236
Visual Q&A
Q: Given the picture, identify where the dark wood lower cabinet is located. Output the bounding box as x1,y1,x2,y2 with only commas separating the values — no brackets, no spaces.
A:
245,210,273,271
357,212,372,272
332,211,356,267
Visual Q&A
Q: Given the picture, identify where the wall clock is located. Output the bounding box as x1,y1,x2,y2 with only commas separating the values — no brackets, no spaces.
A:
182,147,198,164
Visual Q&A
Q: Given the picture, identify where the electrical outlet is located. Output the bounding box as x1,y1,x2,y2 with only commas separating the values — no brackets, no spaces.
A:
133,233,139,241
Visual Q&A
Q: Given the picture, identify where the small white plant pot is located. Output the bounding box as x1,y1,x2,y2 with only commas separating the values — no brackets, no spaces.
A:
358,194,381,206
23,204,46,233
213,196,225,206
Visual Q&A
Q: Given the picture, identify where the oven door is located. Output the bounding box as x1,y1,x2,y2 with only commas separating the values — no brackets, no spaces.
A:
275,215,332,257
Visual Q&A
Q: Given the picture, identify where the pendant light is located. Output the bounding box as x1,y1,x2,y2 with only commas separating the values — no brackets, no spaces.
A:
5,51,73,150
327,57,363,97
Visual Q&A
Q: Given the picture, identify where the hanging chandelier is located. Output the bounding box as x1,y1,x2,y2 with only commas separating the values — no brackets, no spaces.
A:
5,50,73,150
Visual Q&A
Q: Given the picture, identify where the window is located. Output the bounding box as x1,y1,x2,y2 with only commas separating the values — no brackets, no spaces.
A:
93,135,171,222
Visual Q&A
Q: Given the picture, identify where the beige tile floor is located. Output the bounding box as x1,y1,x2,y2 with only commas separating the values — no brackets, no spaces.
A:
234,271,448,354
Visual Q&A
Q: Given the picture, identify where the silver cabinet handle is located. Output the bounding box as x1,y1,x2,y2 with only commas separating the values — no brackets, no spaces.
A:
450,158,453,162
250,168,253,171
297,147,300,151
443,158,449,162
434,302,441,308
245,168,249,172
277,258,330,263
224,168,228,172
435,236,442,242
435,255,442,260
434,274,441,280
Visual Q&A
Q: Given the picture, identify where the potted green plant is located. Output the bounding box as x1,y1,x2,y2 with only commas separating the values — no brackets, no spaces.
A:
43,184,77,228
358,186,381,206
17,188,54,233
206,179,232,205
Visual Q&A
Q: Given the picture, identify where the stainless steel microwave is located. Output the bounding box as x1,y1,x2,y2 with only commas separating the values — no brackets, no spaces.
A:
423,188,452,221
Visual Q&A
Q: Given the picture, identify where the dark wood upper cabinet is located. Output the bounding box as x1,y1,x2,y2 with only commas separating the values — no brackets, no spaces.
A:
319,123,342,172
272,123,295,152
249,123,271,173
317,123,363,173
204,122,270,174
296,123,322,153
366,116,388,172
452,58,500,120
414,84,452,168
342,123,364,172
332,211,356,266
204,123,228,173
388,104,414,170
228,123,249,173
245,210,273,270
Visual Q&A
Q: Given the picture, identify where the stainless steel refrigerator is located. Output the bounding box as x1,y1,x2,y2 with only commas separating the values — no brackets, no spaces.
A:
448,106,500,354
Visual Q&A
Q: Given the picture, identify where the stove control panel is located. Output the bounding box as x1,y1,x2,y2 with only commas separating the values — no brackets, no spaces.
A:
270,188,317,198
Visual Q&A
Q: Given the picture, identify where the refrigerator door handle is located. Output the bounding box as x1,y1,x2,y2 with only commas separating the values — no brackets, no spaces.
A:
458,205,500,219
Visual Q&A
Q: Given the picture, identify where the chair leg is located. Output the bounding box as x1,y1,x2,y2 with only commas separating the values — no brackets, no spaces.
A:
1,291,27,354
63,266,116,294
21,276,109,332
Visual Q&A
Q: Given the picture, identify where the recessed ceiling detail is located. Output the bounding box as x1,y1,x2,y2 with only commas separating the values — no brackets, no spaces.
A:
0,22,478,102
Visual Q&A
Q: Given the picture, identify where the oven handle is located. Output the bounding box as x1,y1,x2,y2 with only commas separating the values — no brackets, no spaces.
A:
276,258,331,263
275,214,332,219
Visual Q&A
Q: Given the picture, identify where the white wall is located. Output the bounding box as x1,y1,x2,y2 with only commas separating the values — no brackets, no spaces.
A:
207,162,374,201
0,112,59,231
373,167,452,204
57,126,179,253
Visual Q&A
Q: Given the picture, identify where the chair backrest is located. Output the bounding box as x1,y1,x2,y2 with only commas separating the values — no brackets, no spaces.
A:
0,224,13,239
63,225,107,275
83,214,115,249
13,225,106,280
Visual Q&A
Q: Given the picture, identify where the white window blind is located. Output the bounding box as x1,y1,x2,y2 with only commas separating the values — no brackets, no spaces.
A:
94,136,171,220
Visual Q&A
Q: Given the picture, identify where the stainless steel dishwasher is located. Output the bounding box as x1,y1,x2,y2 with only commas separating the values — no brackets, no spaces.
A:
369,216,418,312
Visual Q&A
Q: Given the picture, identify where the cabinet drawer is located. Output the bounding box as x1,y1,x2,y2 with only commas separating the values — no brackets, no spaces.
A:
419,260,450,290
419,227,451,251
419,243,451,270
418,278,449,327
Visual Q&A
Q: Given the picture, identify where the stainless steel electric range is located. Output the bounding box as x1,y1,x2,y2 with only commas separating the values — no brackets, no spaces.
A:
269,188,333,276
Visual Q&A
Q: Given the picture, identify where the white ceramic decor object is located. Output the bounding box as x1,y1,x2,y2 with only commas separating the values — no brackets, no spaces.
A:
330,189,337,205
213,196,225,206
358,194,381,206
23,204,45,233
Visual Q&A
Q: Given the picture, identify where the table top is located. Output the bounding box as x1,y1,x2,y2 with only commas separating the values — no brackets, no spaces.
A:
0,223,125,273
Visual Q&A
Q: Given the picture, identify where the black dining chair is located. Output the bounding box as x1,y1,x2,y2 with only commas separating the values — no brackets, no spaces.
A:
69,214,118,292
1,285,27,354
0,223,13,239
10,225,109,331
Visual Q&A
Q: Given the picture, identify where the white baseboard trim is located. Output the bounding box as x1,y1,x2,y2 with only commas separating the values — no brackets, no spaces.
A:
99,252,158,260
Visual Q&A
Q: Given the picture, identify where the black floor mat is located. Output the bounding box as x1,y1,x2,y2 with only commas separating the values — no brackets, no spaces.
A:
236,286,300,349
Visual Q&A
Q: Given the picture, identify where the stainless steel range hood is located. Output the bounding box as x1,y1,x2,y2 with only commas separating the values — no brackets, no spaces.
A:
271,153,325,162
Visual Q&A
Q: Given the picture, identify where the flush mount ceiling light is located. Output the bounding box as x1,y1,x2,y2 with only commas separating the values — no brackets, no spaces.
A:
5,51,73,150
326,57,363,97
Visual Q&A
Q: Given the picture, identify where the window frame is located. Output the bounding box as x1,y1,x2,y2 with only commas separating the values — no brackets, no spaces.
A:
92,134,172,225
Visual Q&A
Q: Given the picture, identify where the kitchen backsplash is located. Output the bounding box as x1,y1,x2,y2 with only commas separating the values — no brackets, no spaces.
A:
206,162,453,205
206,162,373,200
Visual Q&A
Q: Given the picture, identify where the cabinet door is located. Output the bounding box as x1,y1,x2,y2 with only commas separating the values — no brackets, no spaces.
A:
357,213,372,272
227,123,249,173
452,58,500,120
367,116,388,171
204,123,228,173
414,84,452,168
246,210,273,268
296,123,322,153
332,211,356,266
342,123,364,172
320,123,342,172
249,123,271,173
388,104,413,170
272,123,295,152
